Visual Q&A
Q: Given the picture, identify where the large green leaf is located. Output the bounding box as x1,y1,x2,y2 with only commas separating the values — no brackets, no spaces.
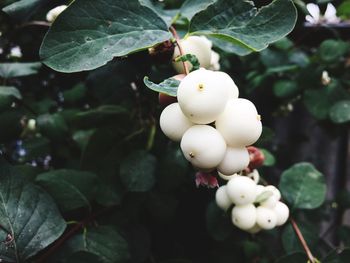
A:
0,86,22,112
139,0,177,26
180,0,217,20
2,0,48,21
189,0,297,55
0,62,41,78
56,226,129,263
319,40,350,64
119,150,156,192
329,100,350,124
40,0,171,72
37,113,69,141
279,163,326,210
0,159,66,262
36,169,98,212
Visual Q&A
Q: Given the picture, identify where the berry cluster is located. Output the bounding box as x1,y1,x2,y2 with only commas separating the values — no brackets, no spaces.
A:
160,68,261,174
216,173,289,233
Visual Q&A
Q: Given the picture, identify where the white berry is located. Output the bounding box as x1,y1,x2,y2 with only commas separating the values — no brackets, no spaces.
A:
256,206,277,230
255,185,265,197
260,194,279,209
274,202,289,226
226,176,257,205
264,185,281,200
215,98,262,147
213,71,239,99
217,172,239,181
173,36,212,74
159,103,193,141
217,147,249,175
215,186,232,211
177,69,229,124
46,5,67,22
180,125,226,169
231,204,257,230
247,169,260,184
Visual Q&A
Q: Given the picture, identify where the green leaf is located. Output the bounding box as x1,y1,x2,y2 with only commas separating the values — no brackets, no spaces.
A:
337,226,350,246
0,86,22,112
206,201,233,241
0,159,66,261
37,113,69,141
323,248,350,263
279,163,326,210
282,223,319,254
40,0,171,72
275,252,308,263
180,0,217,20
255,190,273,203
260,149,275,166
329,100,350,124
71,105,128,129
273,80,299,98
119,150,156,192
338,0,350,19
144,76,180,97
210,37,252,56
0,62,41,78
62,83,86,104
139,0,177,26
189,0,297,55
57,226,129,263
2,0,48,21
175,54,200,71
319,40,350,64
36,169,98,212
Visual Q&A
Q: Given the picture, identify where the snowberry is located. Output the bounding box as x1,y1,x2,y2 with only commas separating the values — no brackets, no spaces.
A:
260,194,279,209
256,206,277,230
217,147,249,175
226,176,257,205
264,185,281,200
247,224,261,234
46,5,67,22
215,186,232,211
215,98,262,147
213,71,239,99
209,50,221,71
231,204,257,230
247,169,260,184
177,69,229,124
274,202,289,226
217,172,239,181
180,125,226,169
173,36,212,74
255,185,265,197
160,103,193,141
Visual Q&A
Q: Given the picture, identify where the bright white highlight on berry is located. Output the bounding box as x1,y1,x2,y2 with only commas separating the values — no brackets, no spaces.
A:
213,71,239,99
173,36,212,73
226,176,257,205
231,204,257,230
215,98,262,147
177,69,229,124
217,147,249,175
180,125,226,169
160,103,193,141
256,206,277,230
215,186,232,211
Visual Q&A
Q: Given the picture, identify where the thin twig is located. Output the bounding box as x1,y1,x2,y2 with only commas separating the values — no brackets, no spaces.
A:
17,21,51,29
169,26,189,75
290,217,316,263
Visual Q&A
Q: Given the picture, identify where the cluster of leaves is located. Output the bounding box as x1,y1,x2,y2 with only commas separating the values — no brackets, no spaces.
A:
0,0,348,262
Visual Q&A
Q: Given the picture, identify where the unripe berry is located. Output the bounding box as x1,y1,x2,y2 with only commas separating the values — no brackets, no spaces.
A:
173,36,212,74
213,71,239,99
215,99,262,147
274,202,289,226
217,147,249,175
231,204,257,230
27,119,36,131
215,186,232,211
180,125,226,169
226,176,257,205
177,69,229,124
256,206,277,230
264,185,281,200
160,103,193,141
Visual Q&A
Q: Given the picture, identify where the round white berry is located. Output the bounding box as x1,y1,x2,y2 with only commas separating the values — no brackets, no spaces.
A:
215,186,232,211
180,125,226,169
247,224,261,234
256,206,277,230
264,185,281,200
213,71,238,99
217,172,239,181
247,169,260,184
217,147,249,175
159,103,193,141
226,176,257,205
255,185,265,197
260,194,279,209
173,36,212,74
177,69,229,124
215,98,262,147
231,204,257,230
274,202,289,226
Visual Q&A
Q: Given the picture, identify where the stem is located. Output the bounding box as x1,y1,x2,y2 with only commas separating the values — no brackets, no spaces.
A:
18,21,51,29
169,26,189,75
290,217,316,263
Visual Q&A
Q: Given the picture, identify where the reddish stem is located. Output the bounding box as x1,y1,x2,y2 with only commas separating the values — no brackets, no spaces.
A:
290,217,316,263
169,26,189,75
